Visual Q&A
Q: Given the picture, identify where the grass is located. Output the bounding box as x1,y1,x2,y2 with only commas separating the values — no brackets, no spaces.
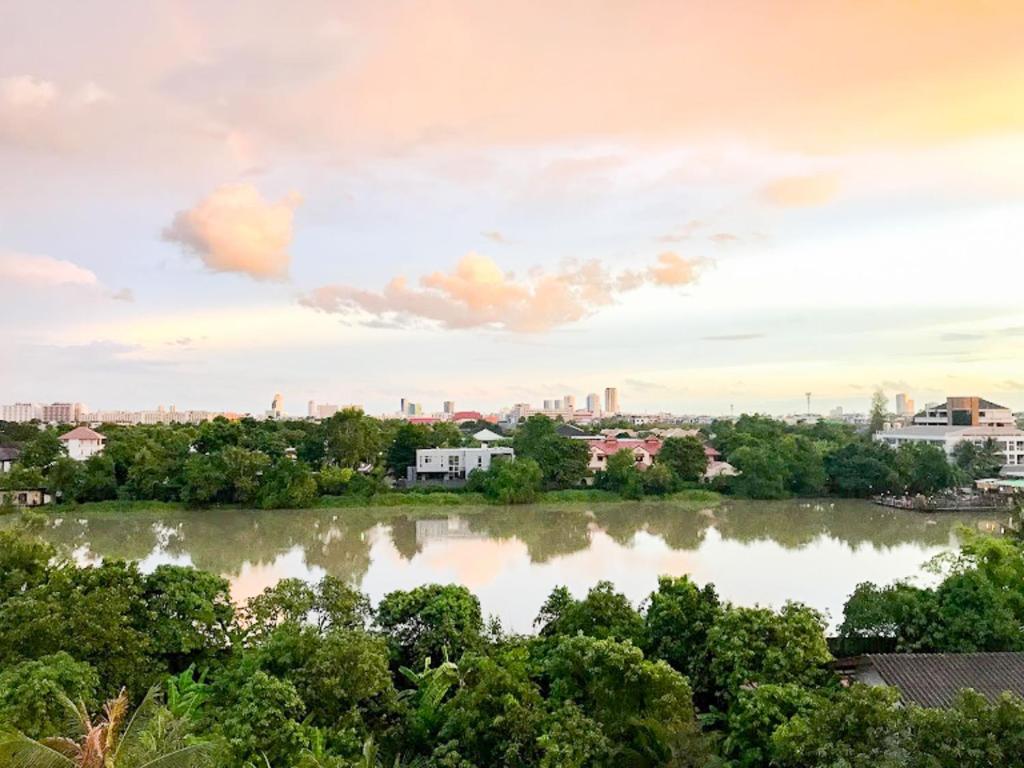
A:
43,487,723,515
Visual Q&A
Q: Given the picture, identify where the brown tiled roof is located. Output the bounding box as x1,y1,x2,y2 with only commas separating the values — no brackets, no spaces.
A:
0,445,21,461
865,653,1024,708
58,426,105,442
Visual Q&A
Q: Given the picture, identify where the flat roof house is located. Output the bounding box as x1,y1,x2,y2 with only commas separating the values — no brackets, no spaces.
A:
410,446,514,484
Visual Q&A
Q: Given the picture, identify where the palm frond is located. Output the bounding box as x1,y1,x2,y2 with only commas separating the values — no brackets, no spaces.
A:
0,732,76,768
112,685,164,763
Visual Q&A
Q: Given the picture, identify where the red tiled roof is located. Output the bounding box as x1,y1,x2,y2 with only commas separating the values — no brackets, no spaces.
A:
452,411,483,421
58,426,105,442
408,417,438,425
589,437,663,457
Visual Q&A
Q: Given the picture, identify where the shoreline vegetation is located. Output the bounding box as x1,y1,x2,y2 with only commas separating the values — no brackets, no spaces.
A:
27,487,723,516
1,408,989,517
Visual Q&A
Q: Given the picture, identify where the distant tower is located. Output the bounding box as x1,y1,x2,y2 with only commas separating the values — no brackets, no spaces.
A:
895,393,913,417
308,400,316,418
443,400,455,415
564,395,576,412
586,393,600,413
604,387,619,414
805,392,812,416
270,393,284,418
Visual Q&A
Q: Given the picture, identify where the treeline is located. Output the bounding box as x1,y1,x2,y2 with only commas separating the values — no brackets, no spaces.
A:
2,525,1024,767
708,415,983,499
0,411,994,508
0,413,713,509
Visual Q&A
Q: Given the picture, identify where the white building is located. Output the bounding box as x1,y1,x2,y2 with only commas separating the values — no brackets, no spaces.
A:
58,426,106,461
1,403,41,422
412,446,514,482
876,425,1024,470
913,397,1014,428
585,393,601,414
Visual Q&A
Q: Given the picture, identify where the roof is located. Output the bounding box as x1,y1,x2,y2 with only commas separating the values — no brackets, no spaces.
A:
555,423,589,438
58,426,105,442
979,398,1009,410
589,437,663,457
472,428,504,442
862,653,1024,708
0,445,21,461
882,425,1024,439
451,411,483,421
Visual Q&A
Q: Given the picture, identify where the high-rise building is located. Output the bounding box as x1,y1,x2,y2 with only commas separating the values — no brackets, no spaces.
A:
604,387,619,414
1,403,41,422
443,400,455,415
564,395,576,411
586,393,600,413
308,400,317,418
895,393,916,417
553,399,563,411
42,402,83,423
400,398,409,415
268,393,284,419
543,399,554,410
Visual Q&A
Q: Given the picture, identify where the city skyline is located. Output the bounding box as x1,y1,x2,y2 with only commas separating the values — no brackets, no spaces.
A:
4,3,1024,413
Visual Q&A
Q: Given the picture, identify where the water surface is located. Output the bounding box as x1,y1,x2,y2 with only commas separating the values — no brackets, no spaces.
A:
24,499,1010,632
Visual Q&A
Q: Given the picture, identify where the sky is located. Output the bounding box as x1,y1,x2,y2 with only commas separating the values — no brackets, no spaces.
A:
3,0,1024,417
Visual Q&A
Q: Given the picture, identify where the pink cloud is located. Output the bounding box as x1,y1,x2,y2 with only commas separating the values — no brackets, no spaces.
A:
759,173,840,207
300,251,702,333
163,184,301,281
0,251,98,286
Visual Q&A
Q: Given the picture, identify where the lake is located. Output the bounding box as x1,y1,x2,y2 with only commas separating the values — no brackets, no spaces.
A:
21,499,1012,633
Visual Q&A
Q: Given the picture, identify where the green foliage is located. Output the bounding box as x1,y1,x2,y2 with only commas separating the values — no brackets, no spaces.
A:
217,671,310,767
657,437,708,482
706,603,833,707
535,582,644,645
896,442,958,494
0,652,99,739
258,458,317,509
465,457,543,504
17,430,64,469
723,683,817,768
597,449,644,499
824,441,900,496
512,416,591,488
953,438,1005,480
324,409,383,470
376,585,484,668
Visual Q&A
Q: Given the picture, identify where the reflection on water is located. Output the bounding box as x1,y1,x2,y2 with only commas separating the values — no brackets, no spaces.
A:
20,499,1012,632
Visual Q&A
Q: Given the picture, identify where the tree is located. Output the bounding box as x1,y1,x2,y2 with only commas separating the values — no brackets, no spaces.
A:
544,635,709,768
216,671,309,767
466,457,543,504
642,462,678,495
512,416,590,488
706,603,833,708
723,684,818,768
0,685,213,768
772,685,906,768
46,457,82,503
896,442,957,494
824,441,900,497
643,576,722,707
18,430,64,469
324,409,382,470
0,653,100,739
386,424,435,477
180,454,228,507
258,458,317,509
657,437,708,482
375,585,484,668
868,389,889,435
598,449,644,499
953,439,1004,480
728,444,789,499
535,581,645,645
77,455,118,502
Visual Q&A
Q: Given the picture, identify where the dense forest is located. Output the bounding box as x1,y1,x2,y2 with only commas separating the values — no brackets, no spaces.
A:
0,410,980,510
2,521,1024,767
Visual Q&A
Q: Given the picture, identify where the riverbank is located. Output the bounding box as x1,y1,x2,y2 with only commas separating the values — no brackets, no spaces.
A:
20,487,723,516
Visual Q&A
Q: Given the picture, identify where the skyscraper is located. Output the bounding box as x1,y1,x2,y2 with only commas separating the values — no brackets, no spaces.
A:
604,387,619,414
308,400,316,418
443,400,455,414
895,393,915,417
564,395,576,411
268,393,284,419
586,393,600,413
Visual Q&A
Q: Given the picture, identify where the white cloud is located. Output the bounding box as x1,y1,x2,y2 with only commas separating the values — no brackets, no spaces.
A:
0,75,57,109
0,251,98,286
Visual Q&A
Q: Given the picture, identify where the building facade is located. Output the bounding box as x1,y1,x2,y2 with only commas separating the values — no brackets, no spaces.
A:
604,387,619,414
411,446,514,482
58,426,106,461
913,397,1014,428
876,425,1024,470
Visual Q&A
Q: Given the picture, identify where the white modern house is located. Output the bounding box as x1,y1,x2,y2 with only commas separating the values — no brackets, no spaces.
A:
58,426,106,461
913,397,1016,428
410,446,514,483
876,425,1024,470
